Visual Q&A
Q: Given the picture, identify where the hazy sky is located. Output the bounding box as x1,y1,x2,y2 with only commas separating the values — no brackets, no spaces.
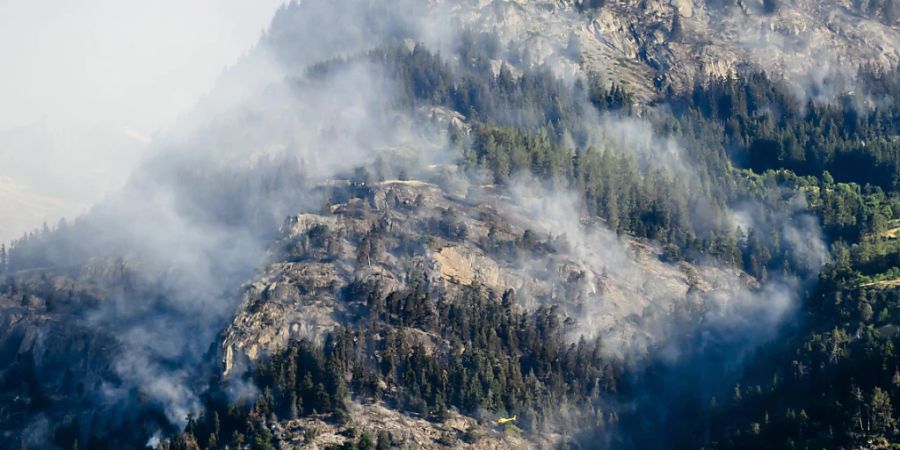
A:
0,0,284,242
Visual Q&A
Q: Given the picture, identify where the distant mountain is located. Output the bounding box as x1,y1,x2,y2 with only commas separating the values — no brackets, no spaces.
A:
0,176,84,243
0,120,145,243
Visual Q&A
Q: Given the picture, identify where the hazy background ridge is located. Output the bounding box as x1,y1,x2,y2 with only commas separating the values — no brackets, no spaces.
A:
0,0,286,243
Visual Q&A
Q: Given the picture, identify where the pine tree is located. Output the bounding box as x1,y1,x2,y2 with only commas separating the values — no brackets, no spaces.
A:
871,387,895,432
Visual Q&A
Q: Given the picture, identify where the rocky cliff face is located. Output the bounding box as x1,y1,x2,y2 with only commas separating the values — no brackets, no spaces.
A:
266,402,543,449
214,178,755,447
437,0,900,100
220,180,719,372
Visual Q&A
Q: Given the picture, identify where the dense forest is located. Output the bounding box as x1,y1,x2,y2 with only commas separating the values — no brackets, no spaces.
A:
7,18,900,450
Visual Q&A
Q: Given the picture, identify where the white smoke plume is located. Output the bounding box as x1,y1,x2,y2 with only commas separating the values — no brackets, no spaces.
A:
504,179,820,363
28,1,459,431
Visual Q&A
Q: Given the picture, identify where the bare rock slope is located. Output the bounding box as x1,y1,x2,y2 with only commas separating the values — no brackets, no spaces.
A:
440,0,900,100
217,179,754,447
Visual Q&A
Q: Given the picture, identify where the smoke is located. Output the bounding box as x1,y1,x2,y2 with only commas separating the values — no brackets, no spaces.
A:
83,65,448,425
720,0,900,106
146,432,162,449
491,74,829,446
503,178,821,362
16,1,459,439
491,166,824,448
592,115,694,181
730,192,830,274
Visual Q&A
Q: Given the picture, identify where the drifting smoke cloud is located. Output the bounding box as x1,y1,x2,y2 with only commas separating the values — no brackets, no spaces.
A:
730,192,829,273
82,68,449,427
504,178,822,363
24,0,461,438
492,166,824,449
721,0,900,106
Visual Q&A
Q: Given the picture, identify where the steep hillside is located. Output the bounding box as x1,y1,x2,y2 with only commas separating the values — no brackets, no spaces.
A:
379,0,900,101
2,0,900,449
221,180,749,372
192,177,763,448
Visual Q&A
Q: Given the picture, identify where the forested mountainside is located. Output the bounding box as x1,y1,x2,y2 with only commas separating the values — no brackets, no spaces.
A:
3,0,900,449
